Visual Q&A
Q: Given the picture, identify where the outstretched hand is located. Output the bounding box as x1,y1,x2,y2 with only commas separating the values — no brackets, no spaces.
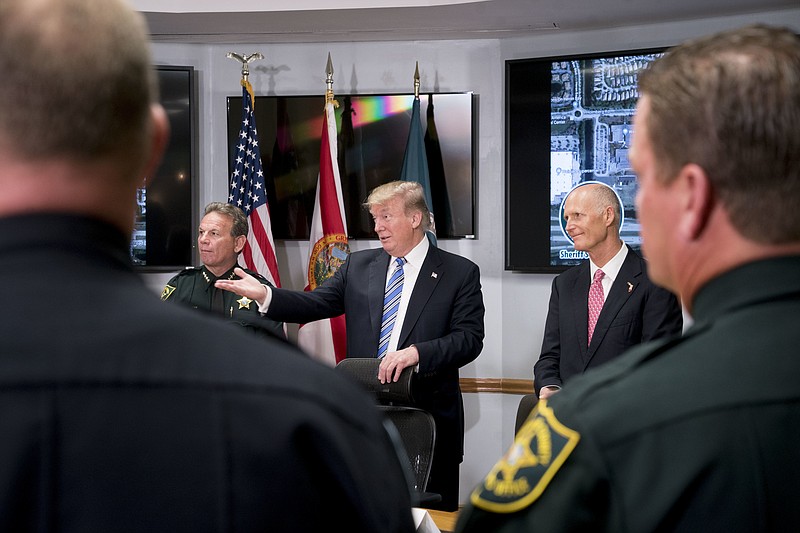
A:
215,267,269,305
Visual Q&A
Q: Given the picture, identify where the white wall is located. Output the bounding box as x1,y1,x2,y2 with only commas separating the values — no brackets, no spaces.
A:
145,7,800,506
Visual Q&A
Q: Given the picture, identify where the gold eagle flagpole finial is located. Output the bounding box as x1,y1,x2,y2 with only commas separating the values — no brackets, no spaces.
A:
226,52,264,83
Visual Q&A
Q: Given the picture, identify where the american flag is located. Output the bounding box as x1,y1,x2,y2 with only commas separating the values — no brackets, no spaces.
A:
228,80,281,288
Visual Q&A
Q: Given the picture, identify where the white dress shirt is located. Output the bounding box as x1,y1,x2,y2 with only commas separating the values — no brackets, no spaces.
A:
589,241,628,299
385,236,429,353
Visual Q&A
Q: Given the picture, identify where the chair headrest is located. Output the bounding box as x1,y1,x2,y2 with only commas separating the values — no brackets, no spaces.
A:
335,358,414,405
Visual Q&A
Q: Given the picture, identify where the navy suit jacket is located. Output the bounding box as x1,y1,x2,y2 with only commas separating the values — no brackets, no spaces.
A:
268,244,485,462
534,245,683,395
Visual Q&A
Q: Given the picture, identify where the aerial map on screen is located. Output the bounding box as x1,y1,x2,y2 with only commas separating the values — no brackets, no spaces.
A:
549,52,664,266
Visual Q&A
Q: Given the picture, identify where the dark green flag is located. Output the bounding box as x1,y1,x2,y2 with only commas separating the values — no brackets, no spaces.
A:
400,97,437,246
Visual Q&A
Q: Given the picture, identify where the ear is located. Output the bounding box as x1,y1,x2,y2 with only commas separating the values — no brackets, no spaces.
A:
677,163,714,241
234,234,247,254
604,205,615,228
410,210,422,229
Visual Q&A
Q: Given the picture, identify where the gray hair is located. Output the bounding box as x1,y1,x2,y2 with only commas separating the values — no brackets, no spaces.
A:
589,183,621,232
204,202,249,238
363,181,431,230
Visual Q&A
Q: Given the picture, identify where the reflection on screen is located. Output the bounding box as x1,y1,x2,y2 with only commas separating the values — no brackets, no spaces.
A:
131,66,194,270
227,93,475,240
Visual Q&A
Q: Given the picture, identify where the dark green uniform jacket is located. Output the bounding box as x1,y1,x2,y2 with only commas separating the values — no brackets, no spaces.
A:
162,265,286,342
459,256,800,533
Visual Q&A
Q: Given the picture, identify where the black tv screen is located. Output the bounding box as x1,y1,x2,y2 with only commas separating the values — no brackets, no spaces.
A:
226,92,476,240
505,48,665,272
131,65,196,270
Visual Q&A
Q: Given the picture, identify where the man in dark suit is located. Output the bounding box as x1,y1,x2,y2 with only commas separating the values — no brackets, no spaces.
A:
218,180,485,511
534,182,682,399
0,1,416,530
458,24,800,532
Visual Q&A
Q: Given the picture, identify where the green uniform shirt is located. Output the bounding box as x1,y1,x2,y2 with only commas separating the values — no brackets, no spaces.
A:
459,256,800,532
162,265,286,342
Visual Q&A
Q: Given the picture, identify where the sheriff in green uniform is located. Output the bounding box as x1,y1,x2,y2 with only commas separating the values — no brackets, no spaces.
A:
162,202,285,341
458,25,800,532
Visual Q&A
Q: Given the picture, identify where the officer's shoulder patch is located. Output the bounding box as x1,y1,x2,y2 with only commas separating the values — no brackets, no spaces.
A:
470,400,580,513
161,285,176,300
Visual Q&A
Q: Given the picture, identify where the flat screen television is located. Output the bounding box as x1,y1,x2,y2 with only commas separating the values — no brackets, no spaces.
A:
131,65,197,271
226,92,476,240
505,48,665,272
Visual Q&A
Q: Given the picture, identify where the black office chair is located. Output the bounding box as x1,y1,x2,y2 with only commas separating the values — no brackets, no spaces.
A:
335,358,441,506
515,393,539,436
335,357,415,405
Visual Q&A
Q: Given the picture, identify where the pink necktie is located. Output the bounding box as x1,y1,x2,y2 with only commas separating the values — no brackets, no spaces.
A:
588,269,605,345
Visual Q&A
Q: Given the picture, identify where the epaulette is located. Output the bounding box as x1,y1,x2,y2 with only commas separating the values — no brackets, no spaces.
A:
176,266,202,276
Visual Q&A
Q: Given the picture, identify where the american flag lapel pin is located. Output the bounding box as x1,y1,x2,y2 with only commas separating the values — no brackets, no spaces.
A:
431,272,438,279
627,282,634,293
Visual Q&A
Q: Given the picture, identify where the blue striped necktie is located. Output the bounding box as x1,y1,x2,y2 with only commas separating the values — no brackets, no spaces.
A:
378,257,405,358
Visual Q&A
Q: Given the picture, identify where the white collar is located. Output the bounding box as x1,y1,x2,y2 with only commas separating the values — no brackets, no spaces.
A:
392,234,429,268
590,241,627,282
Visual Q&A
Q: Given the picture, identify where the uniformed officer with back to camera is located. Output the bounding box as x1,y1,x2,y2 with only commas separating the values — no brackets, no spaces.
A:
162,201,286,342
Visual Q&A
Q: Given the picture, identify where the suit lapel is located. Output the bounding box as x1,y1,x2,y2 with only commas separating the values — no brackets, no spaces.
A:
398,246,442,347
585,247,643,364
571,262,591,362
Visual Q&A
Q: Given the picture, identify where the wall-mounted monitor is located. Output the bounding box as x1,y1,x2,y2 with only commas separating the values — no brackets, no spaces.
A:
505,48,665,272
131,65,197,271
226,92,477,240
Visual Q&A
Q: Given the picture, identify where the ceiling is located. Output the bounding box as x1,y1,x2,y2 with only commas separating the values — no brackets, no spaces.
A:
135,0,799,44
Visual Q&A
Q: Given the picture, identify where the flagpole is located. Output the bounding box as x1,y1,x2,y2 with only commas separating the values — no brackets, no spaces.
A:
325,52,338,109
399,61,437,245
225,51,283,289
414,61,420,99
298,52,350,365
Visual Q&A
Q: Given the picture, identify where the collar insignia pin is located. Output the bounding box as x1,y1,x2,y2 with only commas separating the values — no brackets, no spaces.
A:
627,282,634,293
431,272,438,279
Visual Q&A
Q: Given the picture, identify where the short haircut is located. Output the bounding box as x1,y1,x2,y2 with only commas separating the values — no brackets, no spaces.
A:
0,0,155,174
204,202,249,238
638,24,800,244
363,181,431,230
586,183,621,232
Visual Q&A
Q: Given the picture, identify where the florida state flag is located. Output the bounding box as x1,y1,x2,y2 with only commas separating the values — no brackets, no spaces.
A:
297,99,350,365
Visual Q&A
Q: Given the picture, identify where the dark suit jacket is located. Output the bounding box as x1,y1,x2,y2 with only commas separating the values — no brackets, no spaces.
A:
534,245,682,395
0,214,414,532
268,243,485,502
